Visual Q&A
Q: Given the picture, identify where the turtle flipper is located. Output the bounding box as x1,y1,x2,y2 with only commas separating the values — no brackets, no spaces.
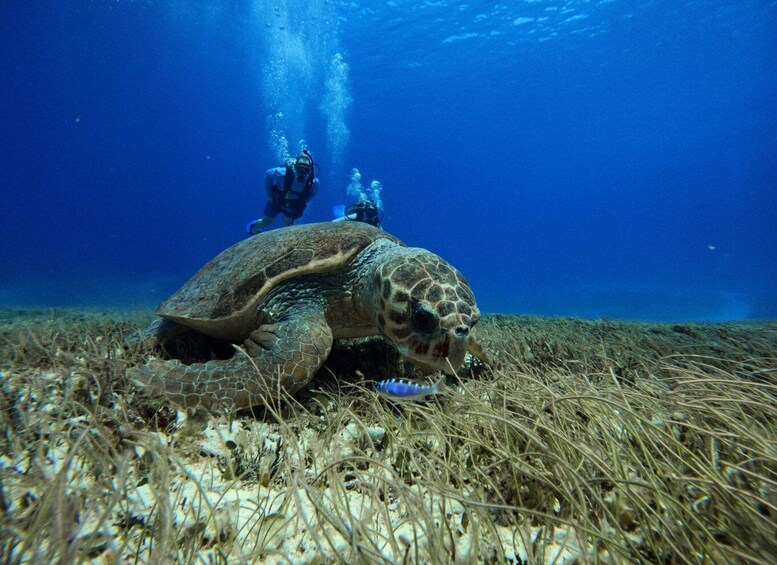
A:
128,306,333,410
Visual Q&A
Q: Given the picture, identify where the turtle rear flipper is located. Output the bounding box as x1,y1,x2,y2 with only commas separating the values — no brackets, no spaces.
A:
128,305,333,410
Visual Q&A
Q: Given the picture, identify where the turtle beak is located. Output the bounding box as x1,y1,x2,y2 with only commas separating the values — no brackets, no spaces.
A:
394,326,470,374
444,328,469,372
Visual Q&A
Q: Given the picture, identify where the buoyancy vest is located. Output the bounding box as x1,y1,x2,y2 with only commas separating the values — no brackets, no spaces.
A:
272,166,316,219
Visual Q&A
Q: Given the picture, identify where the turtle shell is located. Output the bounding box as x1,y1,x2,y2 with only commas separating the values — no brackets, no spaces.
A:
157,222,402,340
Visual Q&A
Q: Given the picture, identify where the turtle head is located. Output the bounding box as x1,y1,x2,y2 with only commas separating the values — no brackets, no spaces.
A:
373,248,479,373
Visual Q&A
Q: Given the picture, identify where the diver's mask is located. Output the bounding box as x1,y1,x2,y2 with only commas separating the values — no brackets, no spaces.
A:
295,154,313,181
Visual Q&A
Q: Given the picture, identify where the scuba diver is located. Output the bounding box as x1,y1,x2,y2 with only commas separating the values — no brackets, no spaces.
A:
247,149,320,235
333,200,383,228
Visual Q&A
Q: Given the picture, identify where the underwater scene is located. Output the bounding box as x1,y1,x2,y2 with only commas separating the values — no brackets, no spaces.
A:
1,1,776,563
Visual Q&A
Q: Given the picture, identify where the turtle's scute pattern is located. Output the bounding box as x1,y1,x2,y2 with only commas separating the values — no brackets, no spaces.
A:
129,222,485,410
159,223,396,326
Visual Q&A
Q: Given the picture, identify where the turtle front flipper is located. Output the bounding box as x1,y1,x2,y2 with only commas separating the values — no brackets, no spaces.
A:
128,305,333,410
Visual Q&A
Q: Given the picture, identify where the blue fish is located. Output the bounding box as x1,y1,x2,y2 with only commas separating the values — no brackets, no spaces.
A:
375,376,447,401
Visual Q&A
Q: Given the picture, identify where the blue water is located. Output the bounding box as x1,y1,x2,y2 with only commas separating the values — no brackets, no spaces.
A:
2,1,776,321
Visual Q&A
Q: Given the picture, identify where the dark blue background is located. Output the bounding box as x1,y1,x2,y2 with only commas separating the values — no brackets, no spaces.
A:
2,1,775,320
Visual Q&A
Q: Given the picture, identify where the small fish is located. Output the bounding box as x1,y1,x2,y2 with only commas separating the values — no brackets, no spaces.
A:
375,376,447,401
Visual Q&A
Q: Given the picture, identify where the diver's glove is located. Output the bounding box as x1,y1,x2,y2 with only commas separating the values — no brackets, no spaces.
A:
246,220,262,236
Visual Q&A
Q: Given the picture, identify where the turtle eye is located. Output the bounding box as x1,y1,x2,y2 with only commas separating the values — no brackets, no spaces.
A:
411,304,438,334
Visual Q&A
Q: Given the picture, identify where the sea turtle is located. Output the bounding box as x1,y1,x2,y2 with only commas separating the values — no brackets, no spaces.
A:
128,222,486,410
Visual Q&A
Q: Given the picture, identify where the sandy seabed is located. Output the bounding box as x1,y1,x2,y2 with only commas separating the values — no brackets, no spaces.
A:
1,308,776,563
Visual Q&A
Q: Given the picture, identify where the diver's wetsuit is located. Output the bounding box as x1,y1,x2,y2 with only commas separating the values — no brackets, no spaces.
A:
264,165,319,221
